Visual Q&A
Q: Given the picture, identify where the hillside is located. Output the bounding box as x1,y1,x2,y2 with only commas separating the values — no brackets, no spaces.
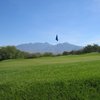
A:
16,42,82,54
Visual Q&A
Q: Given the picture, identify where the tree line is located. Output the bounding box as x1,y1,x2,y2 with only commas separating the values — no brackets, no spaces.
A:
0,46,54,61
0,44,100,61
0,46,27,61
63,44,100,55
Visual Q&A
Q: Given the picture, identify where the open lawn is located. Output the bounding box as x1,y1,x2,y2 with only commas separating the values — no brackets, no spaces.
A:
0,53,100,100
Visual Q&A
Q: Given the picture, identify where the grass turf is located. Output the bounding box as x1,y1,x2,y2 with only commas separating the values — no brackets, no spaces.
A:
0,53,100,100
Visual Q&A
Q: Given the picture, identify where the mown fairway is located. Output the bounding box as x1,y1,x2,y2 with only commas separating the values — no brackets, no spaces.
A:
0,53,100,100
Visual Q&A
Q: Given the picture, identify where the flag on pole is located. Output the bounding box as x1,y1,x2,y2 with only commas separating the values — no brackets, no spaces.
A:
56,35,58,41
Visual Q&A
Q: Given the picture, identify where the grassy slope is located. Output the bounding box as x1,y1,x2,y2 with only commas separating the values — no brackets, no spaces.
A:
0,53,100,100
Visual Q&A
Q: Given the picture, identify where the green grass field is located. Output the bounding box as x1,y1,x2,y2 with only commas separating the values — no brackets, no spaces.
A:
0,53,100,100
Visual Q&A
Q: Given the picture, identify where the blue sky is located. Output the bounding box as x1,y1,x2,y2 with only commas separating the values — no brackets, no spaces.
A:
0,0,100,46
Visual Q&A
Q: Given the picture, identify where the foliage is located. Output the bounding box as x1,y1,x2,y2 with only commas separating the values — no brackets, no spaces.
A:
63,44,100,55
0,46,23,61
1,44,100,61
42,52,53,57
26,53,42,59
83,44,100,53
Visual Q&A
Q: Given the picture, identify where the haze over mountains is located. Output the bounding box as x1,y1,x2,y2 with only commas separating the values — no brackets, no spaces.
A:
16,42,82,54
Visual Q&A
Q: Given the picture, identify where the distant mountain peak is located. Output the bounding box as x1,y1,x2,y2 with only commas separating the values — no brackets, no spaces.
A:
16,42,82,54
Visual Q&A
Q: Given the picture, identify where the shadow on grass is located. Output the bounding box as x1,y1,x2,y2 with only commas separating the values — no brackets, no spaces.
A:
0,78,100,100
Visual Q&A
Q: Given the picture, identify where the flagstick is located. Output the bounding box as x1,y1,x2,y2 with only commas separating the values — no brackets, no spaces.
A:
55,35,59,55
56,41,58,55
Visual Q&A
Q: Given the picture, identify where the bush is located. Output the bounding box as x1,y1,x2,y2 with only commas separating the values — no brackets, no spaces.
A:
0,46,28,61
26,53,41,59
43,52,53,57
63,44,100,55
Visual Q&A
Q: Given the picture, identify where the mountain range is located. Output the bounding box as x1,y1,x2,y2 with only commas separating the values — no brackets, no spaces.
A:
16,42,82,54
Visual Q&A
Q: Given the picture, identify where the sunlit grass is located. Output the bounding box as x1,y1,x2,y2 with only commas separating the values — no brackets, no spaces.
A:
0,53,100,100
